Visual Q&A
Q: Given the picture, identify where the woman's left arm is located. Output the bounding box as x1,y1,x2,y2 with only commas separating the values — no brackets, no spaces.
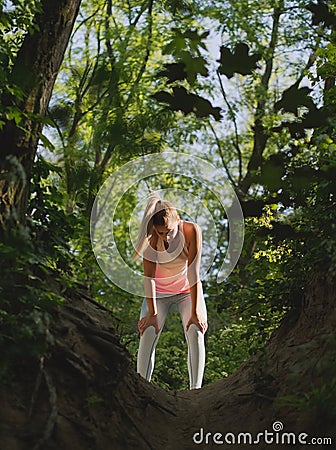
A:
186,223,208,334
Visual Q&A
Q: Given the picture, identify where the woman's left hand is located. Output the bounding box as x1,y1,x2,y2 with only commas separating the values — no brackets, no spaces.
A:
186,313,208,334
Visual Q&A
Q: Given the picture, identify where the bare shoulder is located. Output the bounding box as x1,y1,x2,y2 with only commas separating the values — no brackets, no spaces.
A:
182,220,201,241
183,221,202,259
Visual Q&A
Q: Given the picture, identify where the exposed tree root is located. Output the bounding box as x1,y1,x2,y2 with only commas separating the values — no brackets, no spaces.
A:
1,271,335,449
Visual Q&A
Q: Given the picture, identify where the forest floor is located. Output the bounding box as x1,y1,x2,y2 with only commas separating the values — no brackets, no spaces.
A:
1,271,336,450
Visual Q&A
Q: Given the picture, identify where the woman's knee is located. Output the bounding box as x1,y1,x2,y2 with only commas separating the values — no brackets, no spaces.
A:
186,323,204,339
140,325,157,341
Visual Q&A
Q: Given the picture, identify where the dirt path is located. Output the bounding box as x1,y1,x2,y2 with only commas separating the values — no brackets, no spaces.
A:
1,272,335,449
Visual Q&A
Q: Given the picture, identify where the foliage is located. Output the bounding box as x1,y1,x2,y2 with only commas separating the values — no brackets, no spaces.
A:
279,376,336,417
0,240,54,382
1,0,336,394
277,355,336,429
0,157,78,380
0,0,43,126
49,0,336,391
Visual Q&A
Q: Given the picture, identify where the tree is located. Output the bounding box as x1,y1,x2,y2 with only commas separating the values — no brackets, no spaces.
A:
1,262,335,449
36,0,336,389
0,0,82,235
1,0,336,448
145,0,336,388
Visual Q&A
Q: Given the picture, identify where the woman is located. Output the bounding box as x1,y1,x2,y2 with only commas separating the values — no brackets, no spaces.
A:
133,194,208,390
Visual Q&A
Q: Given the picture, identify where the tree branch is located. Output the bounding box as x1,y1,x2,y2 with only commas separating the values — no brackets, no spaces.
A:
208,121,237,188
125,0,154,107
239,4,283,195
216,70,242,182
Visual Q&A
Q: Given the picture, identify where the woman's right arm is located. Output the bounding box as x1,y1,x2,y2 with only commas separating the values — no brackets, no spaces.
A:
143,256,157,315
138,238,159,335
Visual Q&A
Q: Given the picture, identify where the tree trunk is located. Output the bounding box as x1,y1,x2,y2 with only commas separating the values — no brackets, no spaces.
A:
239,5,282,196
1,270,335,449
0,0,82,234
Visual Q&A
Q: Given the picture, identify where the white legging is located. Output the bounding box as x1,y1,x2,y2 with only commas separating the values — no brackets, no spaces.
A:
137,292,207,389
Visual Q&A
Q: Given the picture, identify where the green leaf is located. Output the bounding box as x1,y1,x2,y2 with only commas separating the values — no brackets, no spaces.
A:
307,1,336,28
240,199,265,217
217,43,261,79
163,36,187,56
180,52,208,83
158,55,208,85
273,107,331,137
289,166,318,192
48,103,74,128
37,155,62,175
163,28,210,57
258,154,287,191
275,82,316,116
157,62,188,83
152,86,222,120
5,106,23,125
38,132,55,150
91,65,112,86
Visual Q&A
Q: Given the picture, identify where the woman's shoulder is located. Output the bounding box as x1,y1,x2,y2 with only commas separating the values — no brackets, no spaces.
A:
182,220,201,238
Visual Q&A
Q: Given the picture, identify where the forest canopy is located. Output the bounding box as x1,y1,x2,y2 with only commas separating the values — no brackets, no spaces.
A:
0,0,336,393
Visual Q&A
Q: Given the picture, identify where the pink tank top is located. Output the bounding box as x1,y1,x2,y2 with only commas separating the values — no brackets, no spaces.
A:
154,220,190,294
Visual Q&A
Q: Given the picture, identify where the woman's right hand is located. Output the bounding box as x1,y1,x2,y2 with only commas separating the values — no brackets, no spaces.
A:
138,314,159,336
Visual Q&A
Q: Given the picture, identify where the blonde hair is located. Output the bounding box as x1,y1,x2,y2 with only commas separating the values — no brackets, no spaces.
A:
132,193,180,260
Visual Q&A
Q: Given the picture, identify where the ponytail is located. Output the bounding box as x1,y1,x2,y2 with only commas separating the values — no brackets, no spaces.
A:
132,193,162,260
